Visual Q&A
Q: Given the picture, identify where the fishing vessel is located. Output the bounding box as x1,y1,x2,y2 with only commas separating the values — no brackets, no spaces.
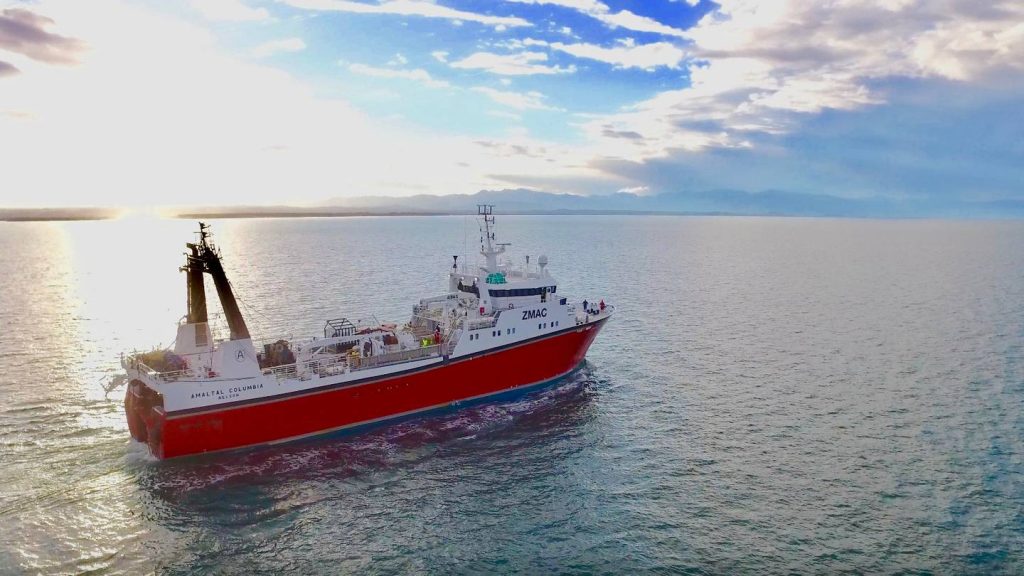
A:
122,206,614,459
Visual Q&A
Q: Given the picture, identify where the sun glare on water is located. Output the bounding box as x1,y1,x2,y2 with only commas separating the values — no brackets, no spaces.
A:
56,217,197,391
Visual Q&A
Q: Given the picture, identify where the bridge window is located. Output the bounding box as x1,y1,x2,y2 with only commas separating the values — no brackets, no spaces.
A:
488,286,559,298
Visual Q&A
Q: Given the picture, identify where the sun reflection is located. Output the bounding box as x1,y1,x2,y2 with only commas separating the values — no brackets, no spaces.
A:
0,219,190,573
114,207,163,221
53,217,196,408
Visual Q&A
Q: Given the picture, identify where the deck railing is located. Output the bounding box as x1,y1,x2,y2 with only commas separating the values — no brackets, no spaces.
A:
129,359,194,382
130,340,446,385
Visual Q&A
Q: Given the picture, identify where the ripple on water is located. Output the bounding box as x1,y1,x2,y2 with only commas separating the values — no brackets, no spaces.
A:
2,217,1024,573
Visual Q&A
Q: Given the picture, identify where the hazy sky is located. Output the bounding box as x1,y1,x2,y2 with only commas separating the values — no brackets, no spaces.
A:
1,0,1022,208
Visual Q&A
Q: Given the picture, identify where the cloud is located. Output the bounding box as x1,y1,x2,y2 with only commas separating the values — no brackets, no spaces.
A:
2,0,618,208
251,37,306,58
508,0,606,11
472,86,559,110
191,0,269,21
574,0,1024,164
592,9,687,38
547,39,685,70
6,0,1023,208
505,0,687,38
473,139,552,159
0,8,86,64
348,62,450,88
584,80,1024,204
602,128,643,139
687,0,1024,81
430,50,448,62
0,60,18,77
491,37,549,50
617,185,649,194
280,0,529,27
450,51,574,75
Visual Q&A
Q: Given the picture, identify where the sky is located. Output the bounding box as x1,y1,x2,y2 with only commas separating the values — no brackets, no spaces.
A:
0,0,1022,210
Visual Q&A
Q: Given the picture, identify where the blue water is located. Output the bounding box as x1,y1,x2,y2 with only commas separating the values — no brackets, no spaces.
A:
1,215,1023,573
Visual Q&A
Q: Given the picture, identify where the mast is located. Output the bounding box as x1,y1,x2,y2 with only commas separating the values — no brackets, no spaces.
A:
194,222,251,341
478,204,506,273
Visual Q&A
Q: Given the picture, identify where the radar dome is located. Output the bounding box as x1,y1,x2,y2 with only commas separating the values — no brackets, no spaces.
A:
538,255,548,268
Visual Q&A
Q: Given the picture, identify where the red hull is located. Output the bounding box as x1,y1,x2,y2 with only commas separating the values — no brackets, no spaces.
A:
127,321,605,459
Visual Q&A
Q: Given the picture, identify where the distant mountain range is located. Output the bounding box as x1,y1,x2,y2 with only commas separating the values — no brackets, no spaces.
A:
323,188,881,216
4,189,1022,221
0,207,122,221
319,188,1024,218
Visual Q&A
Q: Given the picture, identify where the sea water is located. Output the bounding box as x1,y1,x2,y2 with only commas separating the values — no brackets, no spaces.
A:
1,215,1023,573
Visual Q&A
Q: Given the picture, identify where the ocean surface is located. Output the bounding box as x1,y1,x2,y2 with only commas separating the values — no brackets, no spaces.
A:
1,215,1023,574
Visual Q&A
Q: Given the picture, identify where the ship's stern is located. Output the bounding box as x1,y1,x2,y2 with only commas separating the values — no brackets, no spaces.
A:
122,358,167,458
